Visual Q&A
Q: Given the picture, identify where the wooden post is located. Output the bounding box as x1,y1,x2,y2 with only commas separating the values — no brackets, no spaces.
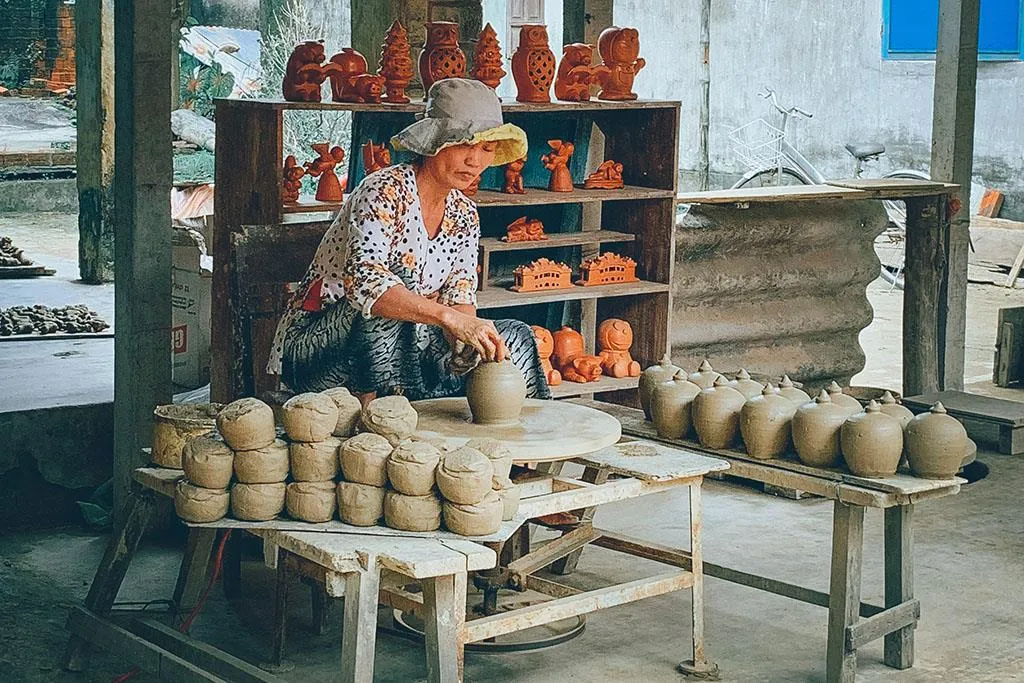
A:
884,505,915,669
75,0,115,283
903,196,946,395
929,0,980,391
826,500,865,683
563,0,613,45
112,0,174,518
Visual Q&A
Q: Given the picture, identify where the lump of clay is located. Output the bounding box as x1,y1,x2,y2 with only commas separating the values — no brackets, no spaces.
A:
321,387,363,437
286,481,337,522
443,490,503,536
234,438,290,483
492,475,521,521
436,447,493,505
231,482,286,521
182,433,234,489
387,440,442,495
282,392,339,442
290,437,341,482
340,432,392,486
217,397,276,451
384,490,442,532
174,480,230,523
152,403,221,469
465,438,513,480
337,481,386,526
362,396,418,445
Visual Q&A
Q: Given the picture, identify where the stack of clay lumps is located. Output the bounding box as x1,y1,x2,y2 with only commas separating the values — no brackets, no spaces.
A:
436,446,504,536
281,392,345,523
217,397,287,522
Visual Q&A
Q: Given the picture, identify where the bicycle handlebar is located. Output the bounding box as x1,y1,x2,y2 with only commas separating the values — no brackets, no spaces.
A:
758,87,813,119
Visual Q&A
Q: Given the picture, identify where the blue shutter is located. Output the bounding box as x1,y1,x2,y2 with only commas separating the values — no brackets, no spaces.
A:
884,0,1023,58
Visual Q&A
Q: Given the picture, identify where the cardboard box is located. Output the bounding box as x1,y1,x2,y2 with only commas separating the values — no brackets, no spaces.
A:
171,227,213,389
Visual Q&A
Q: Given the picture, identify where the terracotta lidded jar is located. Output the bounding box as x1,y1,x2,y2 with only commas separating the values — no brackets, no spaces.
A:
791,390,849,468
688,359,724,390
827,381,863,413
419,21,466,95
729,369,764,400
466,360,528,426
905,402,969,479
511,24,556,103
840,401,903,478
777,375,811,405
878,391,914,429
739,384,797,459
693,376,747,449
650,370,701,440
639,356,680,420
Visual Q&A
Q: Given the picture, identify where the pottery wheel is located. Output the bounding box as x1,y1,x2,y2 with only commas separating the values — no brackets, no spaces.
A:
411,398,621,463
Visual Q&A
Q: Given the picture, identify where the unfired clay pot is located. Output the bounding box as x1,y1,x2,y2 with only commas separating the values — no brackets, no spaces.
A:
286,481,337,522
827,381,864,412
231,482,286,521
638,356,679,420
436,447,493,504
739,384,797,459
729,369,765,400
693,376,747,449
466,361,527,426
649,370,701,440
362,396,418,445
174,480,230,523
905,402,969,479
321,387,363,437
233,438,290,483
878,391,914,429
217,397,276,452
840,401,903,478
443,490,503,536
387,440,442,495
465,438,513,480
289,437,341,482
337,481,385,526
777,375,811,405
282,392,339,442
182,433,234,489
384,490,442,531
688,359,724,390
791,390,849,468
340,432,392,486
152,403,222,469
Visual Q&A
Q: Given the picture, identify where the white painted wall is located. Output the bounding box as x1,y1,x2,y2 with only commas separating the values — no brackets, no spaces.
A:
482,0,563,100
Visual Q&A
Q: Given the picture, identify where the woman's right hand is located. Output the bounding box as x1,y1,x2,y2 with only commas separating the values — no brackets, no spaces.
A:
441,309,507,362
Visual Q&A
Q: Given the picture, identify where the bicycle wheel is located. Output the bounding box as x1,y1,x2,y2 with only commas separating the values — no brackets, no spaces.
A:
875,170,927,291
731,166,813,189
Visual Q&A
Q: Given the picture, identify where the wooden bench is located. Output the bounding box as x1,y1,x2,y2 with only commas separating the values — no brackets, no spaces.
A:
902,389,1024,454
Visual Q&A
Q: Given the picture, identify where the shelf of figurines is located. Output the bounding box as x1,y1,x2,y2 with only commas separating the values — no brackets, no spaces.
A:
529,321,644,399
477,279,667,309
227,98,679,113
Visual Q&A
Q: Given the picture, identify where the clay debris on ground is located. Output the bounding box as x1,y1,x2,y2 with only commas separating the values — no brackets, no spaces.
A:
0,236,35,267
0,304,110,336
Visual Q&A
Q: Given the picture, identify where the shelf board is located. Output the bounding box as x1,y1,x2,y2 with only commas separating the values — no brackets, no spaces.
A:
218,98,681,113
474,185,673,207
283,197,343,214
479,230,634,253
550,375,639,399
477,280,668,309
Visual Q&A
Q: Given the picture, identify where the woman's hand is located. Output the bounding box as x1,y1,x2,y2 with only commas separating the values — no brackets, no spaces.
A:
441,308,507,362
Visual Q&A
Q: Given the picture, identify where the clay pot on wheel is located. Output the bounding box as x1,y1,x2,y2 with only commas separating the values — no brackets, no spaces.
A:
688,359,724,390
692,376,746,449
739,384,797,459
639,356,680,420
650,370,701,440
791,390,850,468
840,401,903,478
904,402,969,479
466,360,527,426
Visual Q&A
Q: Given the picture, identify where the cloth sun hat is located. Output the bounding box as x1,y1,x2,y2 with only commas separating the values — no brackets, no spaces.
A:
390,78,527,167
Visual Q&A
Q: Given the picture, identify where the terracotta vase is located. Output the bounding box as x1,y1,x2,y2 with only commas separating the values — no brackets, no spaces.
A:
840,401,903,478
791,390,849,468
729,368,764,400
466,360,527,426
511,24,556,103
777,375,811,405
878,391,914,429
739,384,797,459
419,21,466,96
827,381,864,413
904,402,969,479
639,356,679,420
688,359,724,390
693,376,747,449
650,370,702,440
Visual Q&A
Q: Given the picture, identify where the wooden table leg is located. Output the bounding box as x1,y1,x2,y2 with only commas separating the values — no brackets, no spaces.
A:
677,480,719,678
272,553,290,668
423,571,468,683
884,504,915,669
63,487,157,671
222,531,244,599
310,581,331,636
826,500,865,683
551,465,610,575
340,564,382,683
172,527,218,617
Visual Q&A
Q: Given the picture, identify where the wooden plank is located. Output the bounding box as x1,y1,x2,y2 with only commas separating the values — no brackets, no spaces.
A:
677,184,867,204
573,441,728,482
282,197,343,214
524,574,584,598
550,375,640,399
506,526,602,583
0,264,57,277
134,467,183,498
903,195,945,396
826,178,947,192
172,528,217,612
994,319,1018,385
422,572,467,683
902,390,1024,426
1006,246,1024,287
216,98,680,113
972,215,1024,230
518,476,695,519
826,501,865,683
884,505,915,669
479,229,635,253
846,601,920,651
473,185,674,207
476,279,669,309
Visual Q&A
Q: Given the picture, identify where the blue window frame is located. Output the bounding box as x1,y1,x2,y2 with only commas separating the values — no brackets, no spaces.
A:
883,0,1024,59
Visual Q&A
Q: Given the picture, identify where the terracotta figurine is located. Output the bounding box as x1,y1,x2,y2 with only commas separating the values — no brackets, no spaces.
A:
419,21,466,96
554,43,596,102
503,157,526,194
578,252,639,286
362,141,391,175
511,24,556,103
305,143,345,202
551,326,603,383
583,160,624,189
530,326,562,386
597,318,641,378
594,26,645,101
282,40,328,102
379,20,414,103
327,48,385,103
281,155,306,203
511,258,572,292
471,23,506,91
503,216,547,242
541,139,574,192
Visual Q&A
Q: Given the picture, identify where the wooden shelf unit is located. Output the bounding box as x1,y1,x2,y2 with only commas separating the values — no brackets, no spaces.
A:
479,230,634,253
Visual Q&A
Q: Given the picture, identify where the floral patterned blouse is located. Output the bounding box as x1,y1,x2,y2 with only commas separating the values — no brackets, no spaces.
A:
267,163,480,374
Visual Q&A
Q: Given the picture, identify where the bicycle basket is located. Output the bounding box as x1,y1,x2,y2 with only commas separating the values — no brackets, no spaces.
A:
729,118,785,172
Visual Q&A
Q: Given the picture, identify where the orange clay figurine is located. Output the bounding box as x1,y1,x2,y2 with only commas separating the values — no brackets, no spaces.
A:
541,139,574,192
305,143,346,202
551,326,603,383
503,216,547,242
282,155,305,203
597,318,641,378
503,157,526,194
530,326,562,386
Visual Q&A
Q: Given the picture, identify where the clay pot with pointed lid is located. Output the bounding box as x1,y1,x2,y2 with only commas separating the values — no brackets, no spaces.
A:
878,391,914,429
840,401,903,478
826,381,863,413
650,370,701,440
777,375,811,405
739,384,797,459
792,390,850,468
693,376,747,449
905,402,969,479
639,356,680,420
466,360,527,426
688,359,724,390
728,368,764,400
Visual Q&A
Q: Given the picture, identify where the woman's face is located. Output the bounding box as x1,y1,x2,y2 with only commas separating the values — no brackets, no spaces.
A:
425,141,498,191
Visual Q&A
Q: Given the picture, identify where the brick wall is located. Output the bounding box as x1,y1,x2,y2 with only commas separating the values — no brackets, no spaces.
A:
0,0,75,89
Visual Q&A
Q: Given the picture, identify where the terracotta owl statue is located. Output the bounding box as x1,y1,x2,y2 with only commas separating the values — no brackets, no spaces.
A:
511,24,556,103
595,26,645,101
419,21,466,97
554,43,595,102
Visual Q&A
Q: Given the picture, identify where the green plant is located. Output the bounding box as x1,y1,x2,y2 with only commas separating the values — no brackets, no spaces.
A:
179,51,235,119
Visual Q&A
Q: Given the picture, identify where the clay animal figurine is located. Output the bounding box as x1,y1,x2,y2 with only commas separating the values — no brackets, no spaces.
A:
281,155,305,204
511,258,572,292
551,326,603,383
305,144,345,202
577,252,639,286
362,141,391,175
541,139,574,192
503,216,547,242
503,157,526,194
327,47,367,102
583,160,624,189
597,319,641,378
419,21,466,96
470,23,506,90
511,24,556,103
554,43,595,102
282,40,328,102
378,20,414,103
530,325,562,386
593,26,645,101
350,73,385,103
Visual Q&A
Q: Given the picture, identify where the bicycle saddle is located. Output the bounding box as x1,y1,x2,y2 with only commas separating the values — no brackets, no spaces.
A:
845,142,885,159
